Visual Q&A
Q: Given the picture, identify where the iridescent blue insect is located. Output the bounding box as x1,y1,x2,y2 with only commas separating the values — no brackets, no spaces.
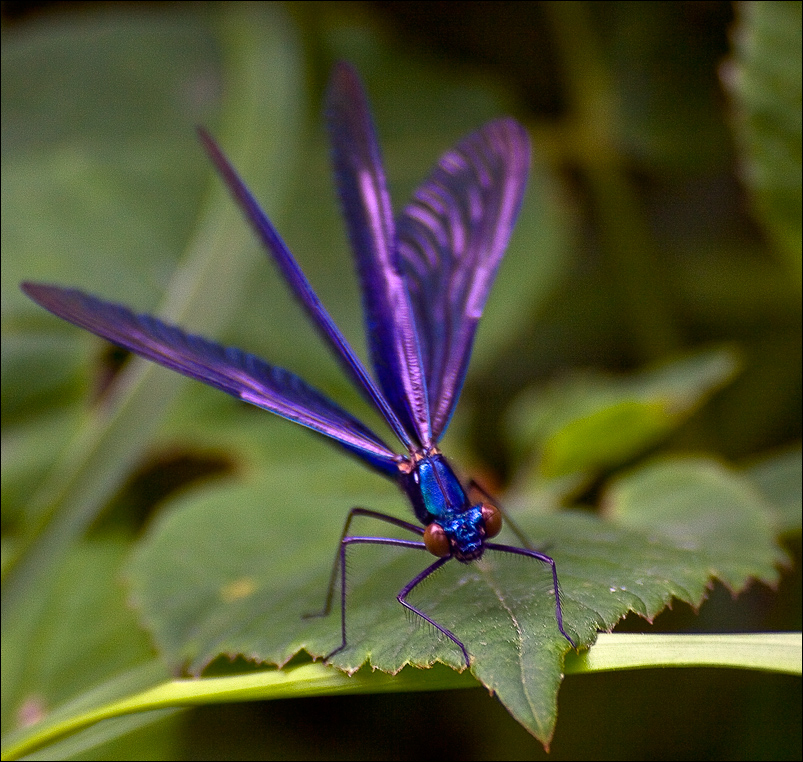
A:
22,63,574,667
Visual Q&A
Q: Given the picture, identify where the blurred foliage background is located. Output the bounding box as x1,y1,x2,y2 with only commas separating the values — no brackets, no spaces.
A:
2,1,800,760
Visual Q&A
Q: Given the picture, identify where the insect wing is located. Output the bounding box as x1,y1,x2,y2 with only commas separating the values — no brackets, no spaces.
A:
396,118,530,440
198,129,411,451
326,62,432,449
21,283,400,476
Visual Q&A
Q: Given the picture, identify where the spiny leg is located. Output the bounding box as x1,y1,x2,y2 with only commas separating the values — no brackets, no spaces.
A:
487,541,576,648
322,535,430,662
303,507,424,619
397,556,472,668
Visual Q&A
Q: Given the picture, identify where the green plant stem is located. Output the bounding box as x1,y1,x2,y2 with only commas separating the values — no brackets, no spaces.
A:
3,633,798,761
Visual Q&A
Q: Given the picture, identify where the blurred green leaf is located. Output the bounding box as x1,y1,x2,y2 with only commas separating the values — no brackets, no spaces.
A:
507,348,739,481
725,0,803,273
0,536,164,743
1,1,303,742
743,445,803,530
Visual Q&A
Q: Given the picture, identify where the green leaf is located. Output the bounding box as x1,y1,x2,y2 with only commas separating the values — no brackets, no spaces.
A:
127,448,787,746
603,457,785,589
743,445,803,530
724,0,803,273
507,348,739,480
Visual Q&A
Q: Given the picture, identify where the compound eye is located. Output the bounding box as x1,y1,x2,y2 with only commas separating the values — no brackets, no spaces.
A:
423,522,451,557
480,503,502,538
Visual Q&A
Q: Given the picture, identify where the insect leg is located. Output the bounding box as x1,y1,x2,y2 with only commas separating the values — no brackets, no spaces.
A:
321,535,428,662
303,508,424,619
486,542,576,648
397,557,471,668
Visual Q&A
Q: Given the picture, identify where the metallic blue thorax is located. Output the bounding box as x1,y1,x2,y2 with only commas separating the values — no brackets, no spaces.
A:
402,453,487,562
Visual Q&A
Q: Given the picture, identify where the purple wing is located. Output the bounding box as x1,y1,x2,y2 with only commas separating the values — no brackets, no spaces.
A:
396,118,530,440
197,129,412,451
325,62,432,449
21,283,400,476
